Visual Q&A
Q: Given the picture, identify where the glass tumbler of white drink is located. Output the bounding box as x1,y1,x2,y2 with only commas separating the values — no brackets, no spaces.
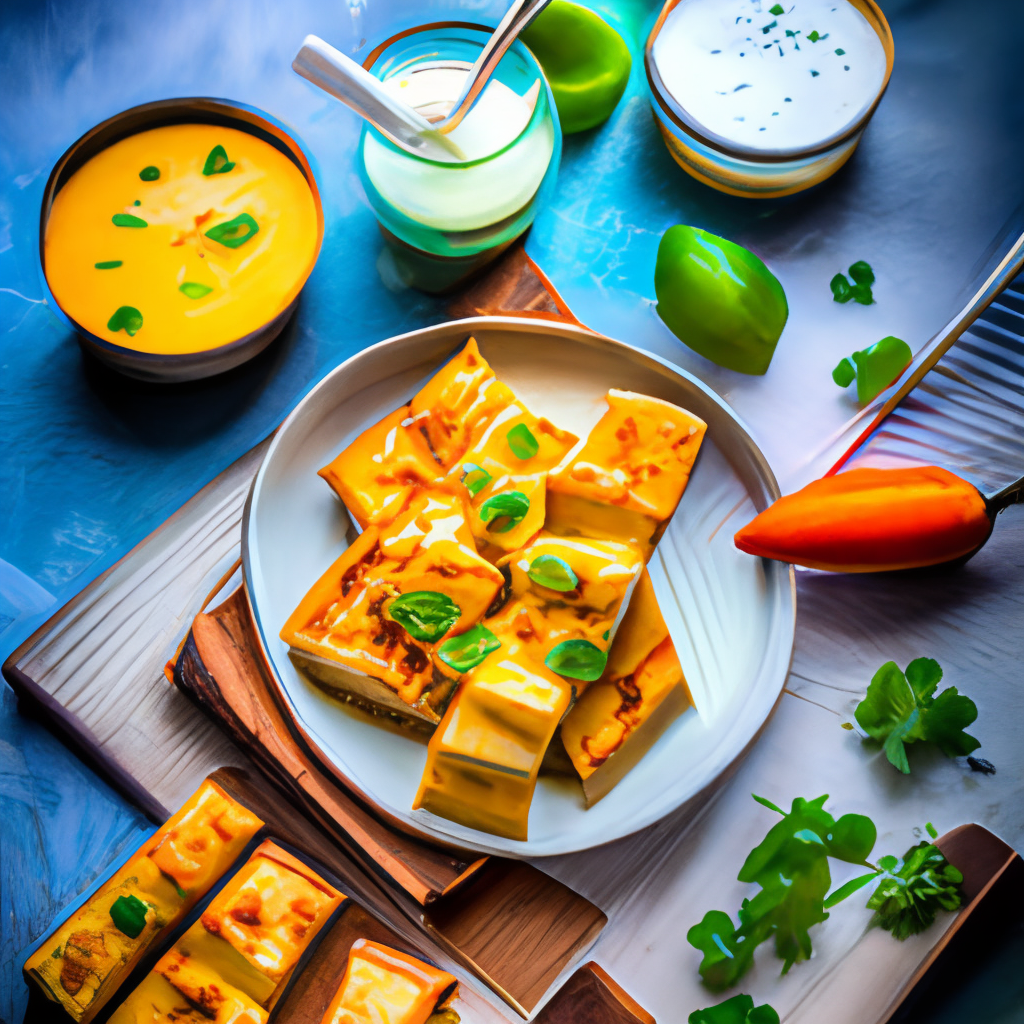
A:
359,24,561,293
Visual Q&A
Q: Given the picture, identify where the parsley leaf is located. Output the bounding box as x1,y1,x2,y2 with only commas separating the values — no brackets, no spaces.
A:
866,841,964,939
687,795,877,989
689,994,780,1024
854,658,980,773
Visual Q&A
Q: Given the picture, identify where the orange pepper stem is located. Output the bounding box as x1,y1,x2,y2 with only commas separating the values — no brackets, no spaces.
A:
987,472,1024,514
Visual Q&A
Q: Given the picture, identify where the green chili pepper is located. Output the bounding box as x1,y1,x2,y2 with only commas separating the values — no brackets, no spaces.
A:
179,282,213,299
521,0,631,134
107,306,143,337
205,213,259,249
437,624,501,672
94,260,123,270
112,213,147,228
139,166,160,181
387,591,461,643
832,336,912,403
527,554,578,592
545,639,607,682
202,145,236,176
461,463,492,497
506,423,539,460
109,894,148,938
831,261,875,304
655,225,788,375
479,491,530,533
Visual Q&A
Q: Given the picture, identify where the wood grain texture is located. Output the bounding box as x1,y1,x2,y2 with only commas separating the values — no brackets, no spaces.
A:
532,962,655,1024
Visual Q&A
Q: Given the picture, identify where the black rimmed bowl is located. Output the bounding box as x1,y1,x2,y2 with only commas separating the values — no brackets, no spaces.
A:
39,97,324,382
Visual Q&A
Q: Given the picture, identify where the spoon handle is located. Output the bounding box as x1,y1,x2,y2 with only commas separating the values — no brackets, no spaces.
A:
437,0,553,134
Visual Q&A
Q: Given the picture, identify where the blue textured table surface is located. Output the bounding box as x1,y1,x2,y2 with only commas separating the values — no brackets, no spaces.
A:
3,0,1024,1022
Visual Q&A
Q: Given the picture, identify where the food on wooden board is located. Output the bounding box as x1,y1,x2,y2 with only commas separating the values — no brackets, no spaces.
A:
112,841,344,1019
654,225,788,375
832,335,912,403
320,938,458,1024
280,490,504,725
288,337,708,837
24,779,263,1023
561,568,693,805
733,466,997,572
546,389,707,558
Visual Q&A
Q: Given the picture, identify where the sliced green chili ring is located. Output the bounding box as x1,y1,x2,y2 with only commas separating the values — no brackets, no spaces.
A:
94,260,123,269
202,144,236,176
461,463,492,497
506,422,539,460
205,213,259,249
437,624,501,673
545,639,608,682
139,165,160,181
107,306,143,337
109,894,148,938
479,491,530,534
112,213,148,228
527,554,578,592
179,282,213,300
387,591,461,643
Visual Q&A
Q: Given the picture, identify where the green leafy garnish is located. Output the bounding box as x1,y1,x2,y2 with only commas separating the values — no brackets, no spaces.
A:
202,144,236,176
205,213,259,249
835,47,846,55
831,261,874,304
545,639,607,681
831,357,856,388
506,423,539,460
527,554,579,592
689,994,780,1024
95,260,123,269
112,213,147,228
854,658,980,774
387,591,461,643
109,894,148,938
461,463,492,497
807,30,828,41
437,624,501,672
866,842,963,939
687,794,877,989
139,166,160,181
769,3,784,14
107,306,143,337
761,20,777,34
479,491,530,533
179,282,213,300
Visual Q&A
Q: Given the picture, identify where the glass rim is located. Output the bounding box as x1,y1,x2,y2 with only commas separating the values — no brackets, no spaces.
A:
361,21,554,169
644,0,895,164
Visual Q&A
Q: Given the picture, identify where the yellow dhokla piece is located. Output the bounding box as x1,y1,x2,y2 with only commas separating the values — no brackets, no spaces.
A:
281,490,504,723
546,390,707,557
414,648,571,841
44,123,320,355
24,780,263,1023
321,939,457,1024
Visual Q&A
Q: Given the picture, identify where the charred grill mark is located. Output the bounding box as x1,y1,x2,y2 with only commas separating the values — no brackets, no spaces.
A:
402,645,430,674
486,564,512,618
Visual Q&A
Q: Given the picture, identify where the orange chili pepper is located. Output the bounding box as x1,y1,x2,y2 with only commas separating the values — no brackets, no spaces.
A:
734,466,997,572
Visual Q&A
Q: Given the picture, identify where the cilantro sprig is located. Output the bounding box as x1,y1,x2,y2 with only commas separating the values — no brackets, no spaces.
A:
854,658,979,773
689,994,779,1024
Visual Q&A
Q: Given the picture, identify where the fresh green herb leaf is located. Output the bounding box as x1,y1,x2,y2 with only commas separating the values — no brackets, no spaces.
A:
107,306,143,337
769,4,784,14
179,282,213,300
854,658,980,773
204,213,259,249
810,69,820,76
139,165,160,181
461,463,492,497
832,357,856,388
109,894,149,938
761,20,777,33
545,639,607,682
95,260,123,270
848,260,875,285
506,423,539,460
689,994,780,1024
437,624,501,672
807,30,828,41
527,554,578,592
823,870,882,909
835,47,846,55
688,794,878,989
50,946,62,959
202,144,236,176
112,213,147,228
866,842,963,940
830,272,852,302
479,491,530,533
387,591,461,643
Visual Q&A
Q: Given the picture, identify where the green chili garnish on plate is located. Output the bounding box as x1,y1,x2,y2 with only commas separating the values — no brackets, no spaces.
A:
202,144,236,176
527,554,578,592
139,165,160,181
94,260,123,270
179,282,213,299
769,3,784,14
107,306,143,336
205,213,259,249
506,423,539,460
545,639,607,681
437,624,501,672
461,463,492,497
112,213,147,228
479,491,530,533
387,591,461,643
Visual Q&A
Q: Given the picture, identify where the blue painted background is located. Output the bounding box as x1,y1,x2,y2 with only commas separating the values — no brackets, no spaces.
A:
2,0,1023,1021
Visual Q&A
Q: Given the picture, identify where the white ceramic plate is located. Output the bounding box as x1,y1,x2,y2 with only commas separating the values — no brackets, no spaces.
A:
243,317,796,856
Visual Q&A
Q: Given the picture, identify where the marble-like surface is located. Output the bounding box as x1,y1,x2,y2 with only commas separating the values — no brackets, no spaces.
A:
3,0,1024,1021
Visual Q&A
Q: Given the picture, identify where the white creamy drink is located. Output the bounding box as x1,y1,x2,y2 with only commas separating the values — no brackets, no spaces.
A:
652,0,887,151
362,67,554,233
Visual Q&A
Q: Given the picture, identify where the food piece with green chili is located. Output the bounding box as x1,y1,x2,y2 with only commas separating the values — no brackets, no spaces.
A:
201,144,236,176
204,213,259,249
281,491,504,724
